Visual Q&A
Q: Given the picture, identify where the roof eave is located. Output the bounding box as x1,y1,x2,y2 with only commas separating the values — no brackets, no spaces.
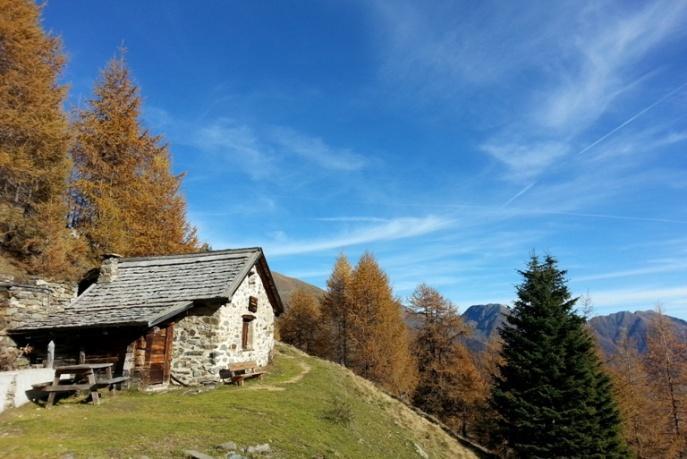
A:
9,321,149,334
255,251,285,316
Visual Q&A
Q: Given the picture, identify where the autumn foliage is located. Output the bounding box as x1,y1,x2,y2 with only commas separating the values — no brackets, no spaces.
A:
320,254,353,365
410,284,488,436
278,288,327,356
608,309,687,458
0,3,198,277
71,53,198,260
0,0,85,276
345,253,418,397
288,253,418,398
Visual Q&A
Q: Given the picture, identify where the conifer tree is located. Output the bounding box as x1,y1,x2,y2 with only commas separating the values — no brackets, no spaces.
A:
644,309,687,457
410,284,486,436
321,254,352,364
347,252,417,398
71,52,197,258
607,334,662,458
473,336,505,448
278,288,327,356
491,255,626,457
0,0,83,275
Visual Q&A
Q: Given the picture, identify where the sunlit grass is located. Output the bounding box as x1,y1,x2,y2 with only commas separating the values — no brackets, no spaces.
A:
0,344,476,458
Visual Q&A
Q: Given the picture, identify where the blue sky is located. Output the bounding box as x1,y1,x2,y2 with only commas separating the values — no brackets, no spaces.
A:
42,1,687,318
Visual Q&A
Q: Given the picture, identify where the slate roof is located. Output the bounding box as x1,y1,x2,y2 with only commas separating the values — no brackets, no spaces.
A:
13,248,283,331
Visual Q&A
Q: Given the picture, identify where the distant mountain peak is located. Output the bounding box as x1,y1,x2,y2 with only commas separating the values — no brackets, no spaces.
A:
458,304,687,356
460,304,510,352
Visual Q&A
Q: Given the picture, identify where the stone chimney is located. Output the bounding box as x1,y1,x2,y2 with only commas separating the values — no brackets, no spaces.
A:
99,253,122,283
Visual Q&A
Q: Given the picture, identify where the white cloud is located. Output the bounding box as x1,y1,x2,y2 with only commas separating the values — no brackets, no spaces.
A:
190,119,368,179
481,141,569,182
266,215,452,256
576,262,687,282
538,0,687,131
370,0,568,90
371,0,687,190
590,126,687,162
194,119,274,179
586,286,687,309
143,106,173,129
315,216,389,223
270,127,367,171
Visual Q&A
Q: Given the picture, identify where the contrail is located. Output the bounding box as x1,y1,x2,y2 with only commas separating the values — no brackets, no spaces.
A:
502,79,687,207
503,182,536,207
576,80,687,157
537,210,687,225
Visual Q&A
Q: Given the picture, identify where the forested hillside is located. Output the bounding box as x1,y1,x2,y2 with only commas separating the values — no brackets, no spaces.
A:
454,303,687,356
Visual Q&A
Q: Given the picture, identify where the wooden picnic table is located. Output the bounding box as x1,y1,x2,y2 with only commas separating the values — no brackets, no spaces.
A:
46,363,113,407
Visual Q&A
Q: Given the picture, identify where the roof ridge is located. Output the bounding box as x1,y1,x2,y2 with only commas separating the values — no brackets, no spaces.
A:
119,247,263,263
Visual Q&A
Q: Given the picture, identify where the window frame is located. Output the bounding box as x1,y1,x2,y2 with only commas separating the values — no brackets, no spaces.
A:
241,315,255,350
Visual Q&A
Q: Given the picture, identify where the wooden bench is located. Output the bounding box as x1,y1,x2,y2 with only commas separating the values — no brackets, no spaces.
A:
219,361,266,386
32,376,128,392
32,364,130,407
98,376,130,395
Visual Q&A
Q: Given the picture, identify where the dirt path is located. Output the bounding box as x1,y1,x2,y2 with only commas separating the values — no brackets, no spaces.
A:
246,361,311,392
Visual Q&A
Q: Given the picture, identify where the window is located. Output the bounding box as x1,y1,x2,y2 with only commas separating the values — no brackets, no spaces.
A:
242,315,255,350
248,296,258,313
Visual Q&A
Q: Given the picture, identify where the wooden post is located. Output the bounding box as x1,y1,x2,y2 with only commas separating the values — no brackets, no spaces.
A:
46,372,60,407
86,369,99,405
46,340,54,369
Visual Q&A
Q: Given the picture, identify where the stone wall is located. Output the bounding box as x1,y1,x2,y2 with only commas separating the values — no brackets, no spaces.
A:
0,277,75,370
171,266,276,385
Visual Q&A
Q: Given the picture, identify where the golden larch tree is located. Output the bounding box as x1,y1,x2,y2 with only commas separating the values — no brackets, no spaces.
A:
320,254,352,364
410,284,488,437
644,309,687,457
606,334,663,458
0,0,84,276
278,288,327,356
346,252,417,398
71,52,197,259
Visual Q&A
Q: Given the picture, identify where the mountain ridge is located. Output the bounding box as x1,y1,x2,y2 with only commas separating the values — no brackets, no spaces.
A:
457,304,687,355
271,273,687,357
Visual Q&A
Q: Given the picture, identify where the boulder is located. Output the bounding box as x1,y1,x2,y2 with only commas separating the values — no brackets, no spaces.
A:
218,441,237,451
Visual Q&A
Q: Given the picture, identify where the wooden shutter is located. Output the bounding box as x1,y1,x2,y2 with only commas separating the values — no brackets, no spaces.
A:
242,320,249,350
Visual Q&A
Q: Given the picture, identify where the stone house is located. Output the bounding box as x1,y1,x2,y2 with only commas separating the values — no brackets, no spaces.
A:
8,248,284,386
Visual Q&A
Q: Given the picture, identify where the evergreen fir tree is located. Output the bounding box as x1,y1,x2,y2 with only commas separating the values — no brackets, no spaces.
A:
491,255,626,458
71,51,197,259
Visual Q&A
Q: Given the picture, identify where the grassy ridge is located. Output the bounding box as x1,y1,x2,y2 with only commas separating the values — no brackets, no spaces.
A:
272,272,324,307
0,344,478,458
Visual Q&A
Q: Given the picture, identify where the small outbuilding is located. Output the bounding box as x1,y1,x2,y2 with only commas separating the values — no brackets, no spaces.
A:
9,248,284,387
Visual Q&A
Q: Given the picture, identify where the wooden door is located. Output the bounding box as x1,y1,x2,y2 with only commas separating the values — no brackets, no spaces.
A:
144,324,174,385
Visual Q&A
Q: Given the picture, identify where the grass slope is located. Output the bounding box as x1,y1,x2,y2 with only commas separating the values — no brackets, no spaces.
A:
0,343,479,458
